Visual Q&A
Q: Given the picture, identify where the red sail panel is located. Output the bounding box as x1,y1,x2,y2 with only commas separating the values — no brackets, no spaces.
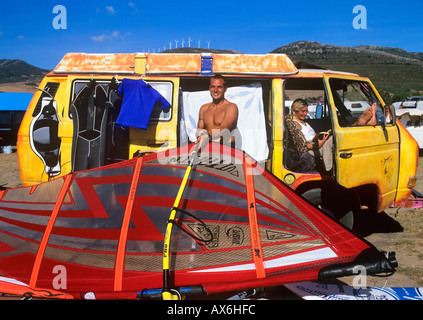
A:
30,174,74,288
0,143,385,299
243,153,265,279
114,156,144,291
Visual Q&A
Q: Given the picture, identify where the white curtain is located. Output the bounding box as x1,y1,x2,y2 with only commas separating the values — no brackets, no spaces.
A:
182,83,269,162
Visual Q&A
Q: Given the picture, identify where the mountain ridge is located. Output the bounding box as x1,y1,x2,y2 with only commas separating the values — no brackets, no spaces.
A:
272,40,423,66
0,59,49,84
1,41,422,99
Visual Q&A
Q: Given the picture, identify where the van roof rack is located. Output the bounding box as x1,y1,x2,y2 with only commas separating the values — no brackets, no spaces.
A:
52,52,299,76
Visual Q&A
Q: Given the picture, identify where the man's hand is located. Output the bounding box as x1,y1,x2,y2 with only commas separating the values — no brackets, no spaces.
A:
195,129,209,151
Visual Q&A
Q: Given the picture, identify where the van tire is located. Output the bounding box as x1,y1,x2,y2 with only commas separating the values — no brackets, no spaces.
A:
301,187,354,229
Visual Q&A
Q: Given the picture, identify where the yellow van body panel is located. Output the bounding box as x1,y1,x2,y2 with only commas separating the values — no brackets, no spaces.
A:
269,78,284,179
17,76,70,186
334,128,400,210
394,121,419,206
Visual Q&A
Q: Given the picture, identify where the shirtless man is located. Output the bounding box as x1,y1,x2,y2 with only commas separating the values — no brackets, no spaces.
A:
196,74,238,149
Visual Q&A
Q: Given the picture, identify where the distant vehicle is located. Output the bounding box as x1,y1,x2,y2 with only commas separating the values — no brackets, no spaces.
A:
396,108,423,151
284,100,318,119
392,96,423,110
343,100,371,116
0,92,33,145
393,96,423,151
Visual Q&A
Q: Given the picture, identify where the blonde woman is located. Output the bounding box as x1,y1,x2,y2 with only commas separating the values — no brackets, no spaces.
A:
285,99,333,172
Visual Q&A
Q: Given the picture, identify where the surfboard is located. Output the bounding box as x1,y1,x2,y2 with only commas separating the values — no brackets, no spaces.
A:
285,281,423,300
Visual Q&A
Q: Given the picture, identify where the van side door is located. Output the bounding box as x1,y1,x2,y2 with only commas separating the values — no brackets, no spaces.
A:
324,74,400,211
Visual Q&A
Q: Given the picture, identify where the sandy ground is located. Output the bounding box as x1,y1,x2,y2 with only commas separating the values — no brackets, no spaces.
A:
0,146,422,300
0,81,38,93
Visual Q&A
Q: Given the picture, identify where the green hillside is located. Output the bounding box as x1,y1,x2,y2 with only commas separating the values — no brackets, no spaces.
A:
271,41,423,101
0,59,49,83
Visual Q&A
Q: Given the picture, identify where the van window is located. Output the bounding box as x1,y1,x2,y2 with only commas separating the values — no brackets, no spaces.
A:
283,78,333,173
32,82,60,117
328,79,386,127
147,81,173,121
283,78,332,139
284,78,327,120
70,79,173,121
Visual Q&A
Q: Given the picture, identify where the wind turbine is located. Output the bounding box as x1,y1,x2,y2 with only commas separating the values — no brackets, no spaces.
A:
169,41,172,50
197,40,201,48
188,37,192,47
206,40,211,49
181,38,185,48
175,40,179,48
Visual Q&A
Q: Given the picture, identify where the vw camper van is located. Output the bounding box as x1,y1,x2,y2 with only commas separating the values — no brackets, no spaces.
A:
17,52,419,228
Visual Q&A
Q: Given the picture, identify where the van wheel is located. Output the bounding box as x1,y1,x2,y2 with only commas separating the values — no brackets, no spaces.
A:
301,188,354,229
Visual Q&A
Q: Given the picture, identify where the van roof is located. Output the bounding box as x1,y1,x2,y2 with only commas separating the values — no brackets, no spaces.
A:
51,52,359,79
294,68,359,77
52,52,299,76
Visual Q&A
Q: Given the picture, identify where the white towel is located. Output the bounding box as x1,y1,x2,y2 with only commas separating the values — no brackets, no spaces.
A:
182,83,269,162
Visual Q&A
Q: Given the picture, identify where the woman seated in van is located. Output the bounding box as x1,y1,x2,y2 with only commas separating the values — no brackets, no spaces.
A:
285,98,333,173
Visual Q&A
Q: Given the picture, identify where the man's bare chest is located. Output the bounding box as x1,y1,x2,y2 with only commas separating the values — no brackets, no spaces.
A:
204,105,226,126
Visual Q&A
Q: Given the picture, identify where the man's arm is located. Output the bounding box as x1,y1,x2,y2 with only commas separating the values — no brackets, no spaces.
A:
196,105,207,134
195,105,208,146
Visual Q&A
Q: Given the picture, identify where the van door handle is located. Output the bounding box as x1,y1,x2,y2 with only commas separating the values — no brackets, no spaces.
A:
339,152,353,159
148,142,169,148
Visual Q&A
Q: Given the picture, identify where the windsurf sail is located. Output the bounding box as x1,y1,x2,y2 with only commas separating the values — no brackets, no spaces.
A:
0,143,396,299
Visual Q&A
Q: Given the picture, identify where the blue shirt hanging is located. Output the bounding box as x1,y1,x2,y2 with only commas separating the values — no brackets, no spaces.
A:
116,78,171,129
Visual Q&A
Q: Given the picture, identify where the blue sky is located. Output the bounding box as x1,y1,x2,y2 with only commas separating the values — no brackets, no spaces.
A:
1,0,422,69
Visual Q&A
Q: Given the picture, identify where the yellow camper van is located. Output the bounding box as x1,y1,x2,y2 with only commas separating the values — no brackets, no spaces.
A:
17,52,419,228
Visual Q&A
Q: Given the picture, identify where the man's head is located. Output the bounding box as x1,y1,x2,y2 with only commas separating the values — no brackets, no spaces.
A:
210,74,227,87
209,74,227,102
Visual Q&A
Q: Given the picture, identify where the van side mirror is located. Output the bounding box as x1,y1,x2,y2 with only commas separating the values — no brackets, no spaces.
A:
383,105,396,126
390,105,396,126
315,104,323,119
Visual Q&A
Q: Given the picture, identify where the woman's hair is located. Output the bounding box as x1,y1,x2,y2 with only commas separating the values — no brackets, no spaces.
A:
290,98,308,118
